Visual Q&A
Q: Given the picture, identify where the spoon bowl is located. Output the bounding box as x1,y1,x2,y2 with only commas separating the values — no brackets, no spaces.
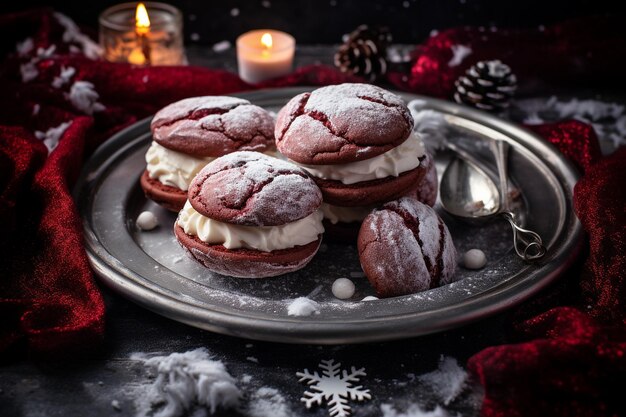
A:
440,156,500,219
440,141,546,261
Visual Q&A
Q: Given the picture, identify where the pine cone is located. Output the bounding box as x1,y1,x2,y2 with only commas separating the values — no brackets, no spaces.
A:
334,25,392,82
453,60,517,112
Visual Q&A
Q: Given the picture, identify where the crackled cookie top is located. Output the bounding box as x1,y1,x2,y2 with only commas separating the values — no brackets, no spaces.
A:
358,197,457,297
151,96,275,157
188,152,323,226
275,84,414,165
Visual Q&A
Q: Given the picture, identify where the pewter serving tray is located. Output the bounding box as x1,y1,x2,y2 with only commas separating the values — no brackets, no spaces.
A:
74,87,582,344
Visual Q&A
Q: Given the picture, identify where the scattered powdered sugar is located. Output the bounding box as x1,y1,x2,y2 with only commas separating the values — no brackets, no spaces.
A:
448,44,472,67
35,121,72,154
418,356,467,406
381,403,452,417
246,387,291,417
212,41,231,53
287,297,320,316
68,80,106,115
54,12,103,59
51,66,76,88
130,348,241,417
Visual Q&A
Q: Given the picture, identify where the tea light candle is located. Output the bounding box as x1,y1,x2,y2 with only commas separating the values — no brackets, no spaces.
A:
99,2,186,66
237,29,295,83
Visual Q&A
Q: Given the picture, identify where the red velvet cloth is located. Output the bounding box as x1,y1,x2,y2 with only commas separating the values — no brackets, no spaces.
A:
0,9,625,417
388,16,626,97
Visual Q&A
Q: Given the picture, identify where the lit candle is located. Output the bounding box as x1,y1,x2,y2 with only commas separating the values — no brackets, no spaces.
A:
99,2,186,66
237,29,295,83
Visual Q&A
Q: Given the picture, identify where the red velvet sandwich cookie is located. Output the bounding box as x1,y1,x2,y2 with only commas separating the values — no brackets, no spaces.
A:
275,83,431,207
141,96,275,212
358,197,457,298
174,152,324,278
320,152,439,243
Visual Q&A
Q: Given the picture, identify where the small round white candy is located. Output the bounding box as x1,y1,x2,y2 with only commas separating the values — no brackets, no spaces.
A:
136,211,158,230
463,248,487,269
332,278,355,300
361,296,379,302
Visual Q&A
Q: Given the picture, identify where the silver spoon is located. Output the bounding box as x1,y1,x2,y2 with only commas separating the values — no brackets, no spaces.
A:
440,141,546,261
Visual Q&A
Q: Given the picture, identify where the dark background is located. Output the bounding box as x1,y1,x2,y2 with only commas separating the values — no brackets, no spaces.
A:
1,0,621,44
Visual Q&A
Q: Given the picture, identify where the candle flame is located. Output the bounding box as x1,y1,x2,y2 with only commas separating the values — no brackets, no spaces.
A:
261,33,273,49
136,3,151,34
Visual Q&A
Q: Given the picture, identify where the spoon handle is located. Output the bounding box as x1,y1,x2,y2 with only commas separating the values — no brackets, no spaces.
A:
491,140,511,212
501,212,546,261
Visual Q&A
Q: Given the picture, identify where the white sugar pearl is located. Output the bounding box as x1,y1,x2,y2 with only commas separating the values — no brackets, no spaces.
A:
463,248,487,269
136,211,158,230
332,278,355,300
361,296,379,302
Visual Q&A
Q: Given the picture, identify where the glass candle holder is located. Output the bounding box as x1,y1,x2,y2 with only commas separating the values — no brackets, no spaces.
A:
237,29,295,83
99,2,186,66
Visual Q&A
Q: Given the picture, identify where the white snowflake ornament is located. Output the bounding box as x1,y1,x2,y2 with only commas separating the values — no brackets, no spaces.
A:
297,359,371,417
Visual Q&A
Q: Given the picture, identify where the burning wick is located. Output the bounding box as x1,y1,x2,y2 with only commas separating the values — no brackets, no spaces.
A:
260,32,273,58
135,3,151,65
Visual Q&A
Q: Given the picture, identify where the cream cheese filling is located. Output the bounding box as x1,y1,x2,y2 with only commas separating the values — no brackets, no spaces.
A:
145,142,214,190
320,203,375,224
177,201,324,252
299,131,426,185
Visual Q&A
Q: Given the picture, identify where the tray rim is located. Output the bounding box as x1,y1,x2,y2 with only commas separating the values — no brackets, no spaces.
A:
74,87,584,344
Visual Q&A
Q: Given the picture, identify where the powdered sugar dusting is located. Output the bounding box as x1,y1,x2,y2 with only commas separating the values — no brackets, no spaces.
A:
287,297,320,316
152,96,274,156
154,96,249,125
276,84,413,164
369,209,431,291
246,387,292,417
190,151,322,226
